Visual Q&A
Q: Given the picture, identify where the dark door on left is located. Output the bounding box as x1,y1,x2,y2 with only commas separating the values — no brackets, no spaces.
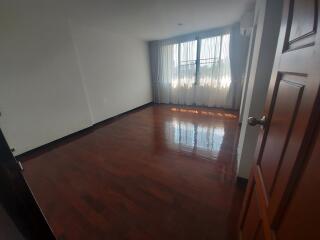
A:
0,129,55,239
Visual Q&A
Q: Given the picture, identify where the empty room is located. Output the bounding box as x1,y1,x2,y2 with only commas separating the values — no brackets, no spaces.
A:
1,0,320,239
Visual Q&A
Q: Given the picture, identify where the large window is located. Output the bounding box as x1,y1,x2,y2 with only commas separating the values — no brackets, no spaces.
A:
179,40,198,87
153,31,233,107
170,34,231,89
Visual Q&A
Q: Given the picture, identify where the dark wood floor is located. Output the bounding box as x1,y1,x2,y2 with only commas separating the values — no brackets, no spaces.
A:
20,105,245,240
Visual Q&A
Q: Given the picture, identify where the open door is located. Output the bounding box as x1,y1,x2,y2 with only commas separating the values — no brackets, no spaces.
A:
239,0,320,239
0,129,55,239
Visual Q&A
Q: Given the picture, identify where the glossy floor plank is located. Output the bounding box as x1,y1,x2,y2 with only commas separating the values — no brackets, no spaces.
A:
20,105,245,240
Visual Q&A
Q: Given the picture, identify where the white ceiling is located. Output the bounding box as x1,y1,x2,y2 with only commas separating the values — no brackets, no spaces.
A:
65,0,255,40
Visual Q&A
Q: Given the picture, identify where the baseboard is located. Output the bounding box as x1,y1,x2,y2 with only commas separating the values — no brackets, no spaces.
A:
94,102,153,128
17,102,153,162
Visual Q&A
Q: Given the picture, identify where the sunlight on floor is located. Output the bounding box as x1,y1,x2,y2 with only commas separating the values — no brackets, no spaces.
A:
170,107,237,119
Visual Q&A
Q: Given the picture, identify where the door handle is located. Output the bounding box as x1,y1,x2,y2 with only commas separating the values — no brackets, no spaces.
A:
248,115,266,127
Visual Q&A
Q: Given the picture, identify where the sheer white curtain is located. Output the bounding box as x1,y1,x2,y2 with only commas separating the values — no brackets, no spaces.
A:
171,40,197,105
150,33,233,108
195,34,232,107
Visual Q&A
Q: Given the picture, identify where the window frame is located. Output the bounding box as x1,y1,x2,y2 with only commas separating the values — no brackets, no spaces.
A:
174,33,229,87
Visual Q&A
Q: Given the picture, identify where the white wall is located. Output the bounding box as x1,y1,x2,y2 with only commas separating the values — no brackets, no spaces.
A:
0,0,152,155
0,1,93,155
237,0,283,178
70,23,152,124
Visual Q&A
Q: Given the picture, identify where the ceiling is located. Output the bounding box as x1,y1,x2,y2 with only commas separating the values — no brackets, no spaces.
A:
65,0,255,41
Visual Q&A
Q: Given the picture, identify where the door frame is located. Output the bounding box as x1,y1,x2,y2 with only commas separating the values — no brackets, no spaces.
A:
0,129,56,239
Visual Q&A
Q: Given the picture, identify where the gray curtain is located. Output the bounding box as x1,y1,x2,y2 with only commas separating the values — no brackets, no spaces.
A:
148,42,160,103
229,22,250,109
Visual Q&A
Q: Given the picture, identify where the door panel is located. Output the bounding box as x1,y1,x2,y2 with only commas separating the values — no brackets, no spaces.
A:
259,79,304,195
240,0,320,239
275,125,320,240
288,0,317,45
287,0,317,51
241,183,261,240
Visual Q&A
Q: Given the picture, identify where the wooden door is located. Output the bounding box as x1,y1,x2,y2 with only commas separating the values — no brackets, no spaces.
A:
239,0,320,239
0,129,56,239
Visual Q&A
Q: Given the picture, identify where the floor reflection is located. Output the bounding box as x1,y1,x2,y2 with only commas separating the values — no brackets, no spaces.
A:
165,118,225,159
21,105,242,240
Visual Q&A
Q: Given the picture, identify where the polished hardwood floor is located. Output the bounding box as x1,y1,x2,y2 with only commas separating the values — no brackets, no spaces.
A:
20,105,245,240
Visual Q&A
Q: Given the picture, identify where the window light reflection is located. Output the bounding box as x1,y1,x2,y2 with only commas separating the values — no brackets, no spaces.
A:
165,119,225,159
